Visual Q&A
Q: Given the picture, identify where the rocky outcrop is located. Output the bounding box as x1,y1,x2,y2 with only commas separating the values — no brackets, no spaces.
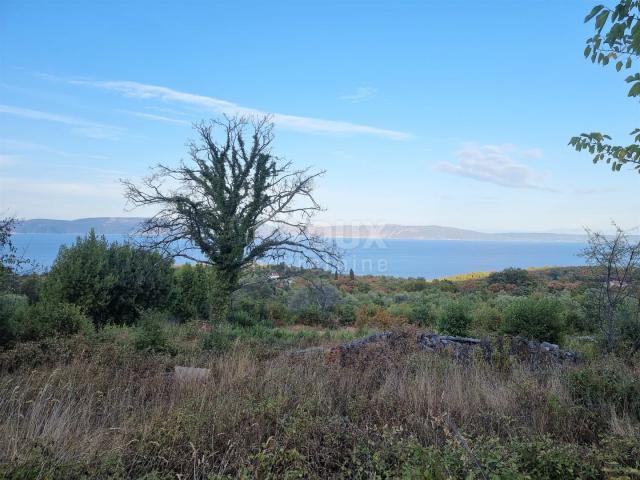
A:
320,330,580,367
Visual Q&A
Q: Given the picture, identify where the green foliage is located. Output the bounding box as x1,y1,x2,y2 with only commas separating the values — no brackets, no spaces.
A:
570,1,640,172
502,297,565,343
408,301,435,327
201,322,321,354
0,293,28,346
43,230,174,326
437,301,471,336
225,309,256,327
565,360,640,420
15,301,92,342
171,264,215,321
472,304,503,334
134,311,172,353
487,267,535,294
338,302,356,325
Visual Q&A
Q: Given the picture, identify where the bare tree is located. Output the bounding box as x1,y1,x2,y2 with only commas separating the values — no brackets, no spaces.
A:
582,225,640,353
123,115,341,319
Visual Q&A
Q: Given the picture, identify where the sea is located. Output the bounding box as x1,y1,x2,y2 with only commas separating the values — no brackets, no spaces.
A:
9,233,587,279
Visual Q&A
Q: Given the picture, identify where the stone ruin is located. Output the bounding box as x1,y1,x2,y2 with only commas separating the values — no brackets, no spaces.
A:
317,330,580,367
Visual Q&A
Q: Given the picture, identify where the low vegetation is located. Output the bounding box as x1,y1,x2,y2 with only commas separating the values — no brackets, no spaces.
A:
1,219,640,477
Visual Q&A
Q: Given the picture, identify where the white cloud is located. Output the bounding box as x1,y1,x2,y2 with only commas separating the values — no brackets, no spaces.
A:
55,77,409,139
119,110,191,125
522,147,544,160
0,104,123,140
436,144,553,191
340,86,378,103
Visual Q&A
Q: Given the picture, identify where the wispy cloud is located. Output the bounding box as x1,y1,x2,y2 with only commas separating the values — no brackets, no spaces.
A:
50,76,409,139
118,110,191,125
340,86,378,103
436,144,553,191
0,104,123,140
0,138,109,160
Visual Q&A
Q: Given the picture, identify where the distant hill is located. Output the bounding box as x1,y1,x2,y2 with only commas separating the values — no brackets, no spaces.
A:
15,217,145,234
14,218,590,242
308,224,588,242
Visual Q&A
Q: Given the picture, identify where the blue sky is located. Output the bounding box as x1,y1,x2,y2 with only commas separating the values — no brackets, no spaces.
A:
0,0,638,232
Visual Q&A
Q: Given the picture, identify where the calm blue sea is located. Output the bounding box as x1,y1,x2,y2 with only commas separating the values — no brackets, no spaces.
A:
9,233,587,279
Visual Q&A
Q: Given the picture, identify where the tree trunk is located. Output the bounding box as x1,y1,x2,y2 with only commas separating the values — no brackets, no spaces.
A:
210,267,238,322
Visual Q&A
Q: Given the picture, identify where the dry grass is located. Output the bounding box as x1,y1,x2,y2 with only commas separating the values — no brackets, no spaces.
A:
0,333,639,478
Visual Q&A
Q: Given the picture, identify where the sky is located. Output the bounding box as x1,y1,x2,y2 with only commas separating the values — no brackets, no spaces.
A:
0,0,639,233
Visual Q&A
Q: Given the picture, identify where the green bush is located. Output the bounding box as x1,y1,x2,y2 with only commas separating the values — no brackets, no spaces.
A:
201,323,238,353
17,301,93,341
437,301,471,336
408,301,435,327
134,311,172,353
0,293,28,346
564,361,640,419
171,264,215,321
502,296,565,343
338,302,356,325
43,230,174,326
226,309,256,327
487,267,535,295
472,304,503,333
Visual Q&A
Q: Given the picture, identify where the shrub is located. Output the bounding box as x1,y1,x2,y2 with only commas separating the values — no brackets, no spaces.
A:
0,293,28,346
226,309,256,327
338,302,356,325
134,311,172,353
171,264,215,321
409,301,435,327
472,304,503,333
437,301,471,336
43,230,174,326
502,297,565,343
17,301,93,341
564,361,640,420
487,267,535,295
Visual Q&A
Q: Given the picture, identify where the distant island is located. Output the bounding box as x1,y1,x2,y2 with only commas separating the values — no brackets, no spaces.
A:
15,218,589,242
308,224,590,242
15,217,146,235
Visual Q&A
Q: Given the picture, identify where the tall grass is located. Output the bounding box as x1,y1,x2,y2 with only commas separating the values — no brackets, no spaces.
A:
0,331,639,478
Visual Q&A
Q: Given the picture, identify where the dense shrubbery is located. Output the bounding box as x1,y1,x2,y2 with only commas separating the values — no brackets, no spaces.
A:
437,301,472,336
42,230,174,326
502,296,565,343
0,294,91,346
487,267,536,295
134,310,173,353
171,263,216,321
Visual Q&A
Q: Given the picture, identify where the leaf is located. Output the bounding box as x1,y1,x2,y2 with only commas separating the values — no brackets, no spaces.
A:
628,82,640,97
616,61,623,71
626,57,632,68
584,46,592,58
585,4,605,22
595,10,610,30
